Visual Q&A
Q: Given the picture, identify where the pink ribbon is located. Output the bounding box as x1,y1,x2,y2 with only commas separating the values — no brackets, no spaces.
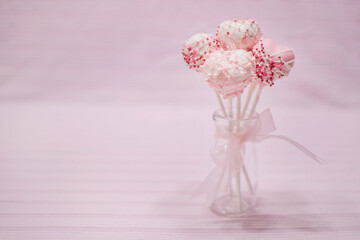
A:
195,109,321,200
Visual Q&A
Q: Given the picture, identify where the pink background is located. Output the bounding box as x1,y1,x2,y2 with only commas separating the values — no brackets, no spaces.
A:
0,0,360,239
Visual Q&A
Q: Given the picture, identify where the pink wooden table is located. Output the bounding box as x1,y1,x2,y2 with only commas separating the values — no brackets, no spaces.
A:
0,103,359,239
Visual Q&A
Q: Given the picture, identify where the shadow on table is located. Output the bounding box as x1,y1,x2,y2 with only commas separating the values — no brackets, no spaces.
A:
156,188,330,235
212,191,329,233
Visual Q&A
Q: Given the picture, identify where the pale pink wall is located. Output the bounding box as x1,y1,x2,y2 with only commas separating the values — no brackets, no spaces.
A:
0,0,359,108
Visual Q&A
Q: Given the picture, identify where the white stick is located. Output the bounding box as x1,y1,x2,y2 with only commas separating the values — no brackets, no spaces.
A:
235,95,243,211
237,94,254,196
227,98,233,118
214,90,227,118
227,98,233,132
236,95,241,129
241,82,256,118
226,98,233,194
235,168,243,211
237,86,262,196
212,91,228,202
247,86,263,119
227,166,233,195
211,166,226,203
242,165,254,194
212,91,253,205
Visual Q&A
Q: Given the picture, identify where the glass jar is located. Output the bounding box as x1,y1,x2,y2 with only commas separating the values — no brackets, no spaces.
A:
208,109,259,217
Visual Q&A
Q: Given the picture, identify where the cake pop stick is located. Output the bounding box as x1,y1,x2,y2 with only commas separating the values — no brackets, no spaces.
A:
226,165,233,195
242,163,254,194
226,98,234,195
236,95,241,120
214,90,227,118
241,82,256,118
235,94,243,210
212,91,228,202
227,98,233,131
212,92,253,204
211,166,227,204
247,86,263,119
235,166,243,211
237,92,255,195
211,164,227,203
235,95,241,131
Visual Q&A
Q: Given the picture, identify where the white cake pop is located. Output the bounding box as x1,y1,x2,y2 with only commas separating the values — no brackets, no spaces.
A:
182,33,220,72
202,49,254,98
216,19,262,51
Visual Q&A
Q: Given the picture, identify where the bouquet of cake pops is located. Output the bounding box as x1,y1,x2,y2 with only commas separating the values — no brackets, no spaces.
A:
182,19,320,216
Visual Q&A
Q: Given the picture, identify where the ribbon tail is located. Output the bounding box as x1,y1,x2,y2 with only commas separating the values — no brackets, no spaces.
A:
192,145,245,204
191,166,222,204
264,134,323,164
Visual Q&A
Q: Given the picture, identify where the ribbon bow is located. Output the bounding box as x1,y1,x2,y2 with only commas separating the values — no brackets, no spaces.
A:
196,109,321,202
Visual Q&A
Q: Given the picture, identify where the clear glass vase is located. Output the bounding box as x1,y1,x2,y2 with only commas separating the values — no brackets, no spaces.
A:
208,109,259,217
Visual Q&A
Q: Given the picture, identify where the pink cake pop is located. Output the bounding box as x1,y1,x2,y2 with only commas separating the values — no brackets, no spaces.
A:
202,49,254,99
216,19,262,51
182,33,220,72
252,38,295,87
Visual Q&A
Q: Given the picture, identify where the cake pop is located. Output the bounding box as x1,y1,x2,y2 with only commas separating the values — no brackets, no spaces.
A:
202,49,254,99
182,33,220,72
216,19,262,51
252,38,295,87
